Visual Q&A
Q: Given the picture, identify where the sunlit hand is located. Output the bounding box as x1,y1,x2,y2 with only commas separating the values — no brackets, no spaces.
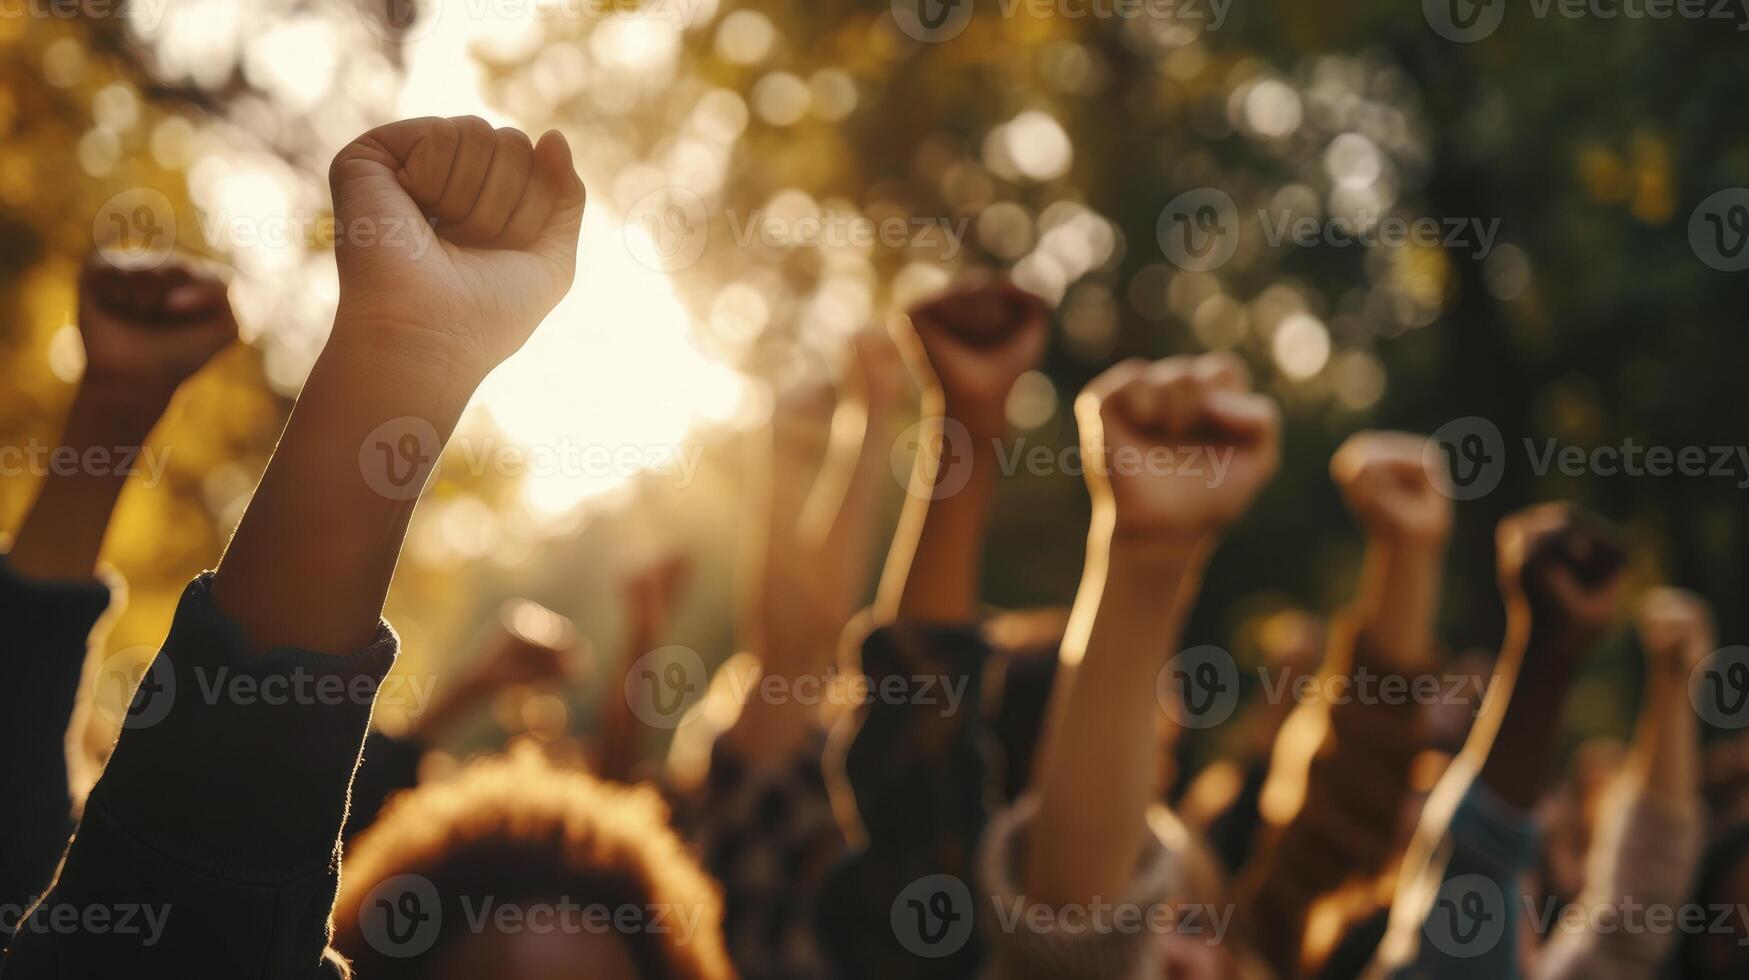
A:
327,115,586,376
1496,503,1625,639
1077,352,1280,543
894,280,1049,438
79,254,237,408
1637,587,1714,679
1331,431,1454,547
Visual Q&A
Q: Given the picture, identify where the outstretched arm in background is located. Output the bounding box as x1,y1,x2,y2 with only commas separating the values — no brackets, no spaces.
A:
873,281,1048,625
1026,352,1280,910
1369,504,1626,980
1535,588,1709,980
725,332,908,761
1235,432,1452,978
1,256,234,929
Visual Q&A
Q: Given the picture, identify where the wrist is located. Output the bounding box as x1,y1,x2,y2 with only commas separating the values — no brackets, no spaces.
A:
322,317,489,408
328,310,496,396
67,379,173,441
1094,514,1215,581
937,391,1008,442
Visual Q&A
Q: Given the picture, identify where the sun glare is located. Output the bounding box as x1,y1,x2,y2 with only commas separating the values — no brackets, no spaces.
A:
395,5,743,519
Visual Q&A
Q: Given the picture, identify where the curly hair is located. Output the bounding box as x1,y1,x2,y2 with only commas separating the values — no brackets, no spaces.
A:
332,744,734,980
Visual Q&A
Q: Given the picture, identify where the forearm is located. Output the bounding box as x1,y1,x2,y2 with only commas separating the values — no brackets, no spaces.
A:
875,399,998,624
800,401,895,626
1474,613,1591,810
8,384,167,582
1353,535,1445,673
1630,666,1697,799
1026,526,1207,906
212,328,477,654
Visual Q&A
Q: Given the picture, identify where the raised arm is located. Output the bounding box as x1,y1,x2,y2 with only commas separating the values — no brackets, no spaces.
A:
212,116,584,654
8,257,235,581
1472,505,1625,808
1370,505,1625,979
1535,588,1709,980
1026,352,1280,907
1235,432,1452,978
725,332,908,758
3,116,584,977
873,281,1048,625
1,255,233,928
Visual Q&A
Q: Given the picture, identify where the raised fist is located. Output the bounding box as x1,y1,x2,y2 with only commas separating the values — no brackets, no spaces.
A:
1330,431,1454,546
893,280,1049,437
1496,503,1625,636
1636,587,1714,678
79,254,237,405
327,115,585,376
1076,352,1280,541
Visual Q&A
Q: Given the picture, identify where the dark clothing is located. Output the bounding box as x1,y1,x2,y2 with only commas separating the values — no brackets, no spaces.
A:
0,555,112,939
344,730,426,843
678,729,842,980
818,622,995,980
1,573,396,979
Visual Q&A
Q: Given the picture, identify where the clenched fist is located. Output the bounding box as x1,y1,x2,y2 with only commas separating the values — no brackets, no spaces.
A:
1496,503,1625,637
327,116,586,376
894,280,1049,438
1330,431,1454,546
79,254,237,407
1636,587,1714,678
1077,352,1280,541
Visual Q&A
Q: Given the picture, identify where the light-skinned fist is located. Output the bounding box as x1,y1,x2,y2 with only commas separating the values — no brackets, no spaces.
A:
892,280,1049,438
79,254,237,408
1331,431,1454,547
1636,587,1714,679
327,115,586,377
1076,352,1280,543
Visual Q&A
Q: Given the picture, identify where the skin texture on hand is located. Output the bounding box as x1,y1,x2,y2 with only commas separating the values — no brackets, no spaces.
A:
327,115,586,378
7,256,237,582
1076,352,1280,545
212,118,585,655
1026,352,1281,908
